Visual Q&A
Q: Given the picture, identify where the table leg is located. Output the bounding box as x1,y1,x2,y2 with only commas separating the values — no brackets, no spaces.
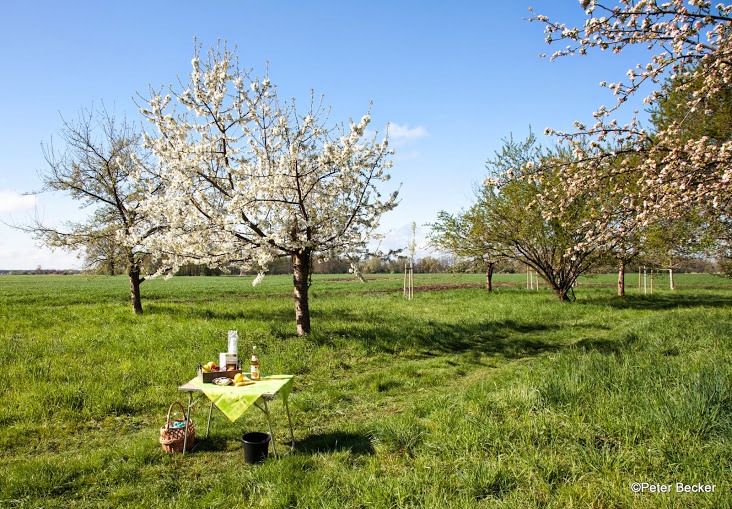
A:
284,397,295,453
183,392,194,456
262,398,278,458
206,400,214,438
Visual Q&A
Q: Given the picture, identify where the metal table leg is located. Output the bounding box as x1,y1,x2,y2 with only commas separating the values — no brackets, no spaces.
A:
183,392,194,455
205,400,214,437
182,392,214,455
284,397,295,453
262,398,278,458
252,394,295,457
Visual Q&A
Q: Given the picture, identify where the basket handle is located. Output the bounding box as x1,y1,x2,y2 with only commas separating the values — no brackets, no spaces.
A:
166,401,187,426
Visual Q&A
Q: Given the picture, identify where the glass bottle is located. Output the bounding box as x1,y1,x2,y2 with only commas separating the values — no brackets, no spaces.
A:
250,345,260,380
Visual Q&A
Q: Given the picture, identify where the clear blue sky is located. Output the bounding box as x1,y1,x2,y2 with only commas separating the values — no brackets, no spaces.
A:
0,0,649,270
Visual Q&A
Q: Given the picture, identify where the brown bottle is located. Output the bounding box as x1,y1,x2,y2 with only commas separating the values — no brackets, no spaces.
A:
250,346,260,380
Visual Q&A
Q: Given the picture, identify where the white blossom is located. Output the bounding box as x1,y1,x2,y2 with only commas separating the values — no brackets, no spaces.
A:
528,1,732,248
136,43,398,334
252,271,266,287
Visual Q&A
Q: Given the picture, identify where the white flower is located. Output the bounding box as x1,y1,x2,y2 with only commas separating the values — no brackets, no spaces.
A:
252,271,265,287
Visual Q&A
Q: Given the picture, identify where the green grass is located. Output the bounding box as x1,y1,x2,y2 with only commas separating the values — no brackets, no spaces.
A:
0,273,731,508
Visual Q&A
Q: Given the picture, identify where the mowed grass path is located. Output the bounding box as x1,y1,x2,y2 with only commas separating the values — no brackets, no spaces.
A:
0,273,731,508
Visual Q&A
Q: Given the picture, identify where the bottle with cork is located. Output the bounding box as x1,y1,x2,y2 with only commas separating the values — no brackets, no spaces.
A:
250,345,260,380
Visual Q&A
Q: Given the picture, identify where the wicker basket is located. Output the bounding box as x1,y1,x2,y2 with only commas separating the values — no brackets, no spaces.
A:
159,401,195,453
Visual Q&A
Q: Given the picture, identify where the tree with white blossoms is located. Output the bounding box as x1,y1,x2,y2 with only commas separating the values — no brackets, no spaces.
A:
137,43,397,335
528,1,732,253
19,106,159,314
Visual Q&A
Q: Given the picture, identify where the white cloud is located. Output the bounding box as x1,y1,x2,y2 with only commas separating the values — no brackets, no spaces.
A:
395,150,420,161
0,227,83,270
372,222,431,259
388,123,428,143
0,191,36,212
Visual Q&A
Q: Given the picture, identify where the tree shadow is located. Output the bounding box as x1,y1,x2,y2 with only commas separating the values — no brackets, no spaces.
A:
147,303,295,323
313,313,575,362
580,292,731,311
427,319,560,358
184,434,230,453
572,331,641,355
295,431,375,456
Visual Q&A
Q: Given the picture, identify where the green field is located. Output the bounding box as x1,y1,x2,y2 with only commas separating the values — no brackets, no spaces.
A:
1,273,731,508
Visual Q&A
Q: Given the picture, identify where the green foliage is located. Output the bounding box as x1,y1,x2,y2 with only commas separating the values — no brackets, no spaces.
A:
23,106,157,314
647,66,732,274
650,67,732,145
0,274,730,507
432,131,605,300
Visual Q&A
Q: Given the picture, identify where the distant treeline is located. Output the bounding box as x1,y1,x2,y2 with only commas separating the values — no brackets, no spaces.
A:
0,269,82,275
2,254,720,276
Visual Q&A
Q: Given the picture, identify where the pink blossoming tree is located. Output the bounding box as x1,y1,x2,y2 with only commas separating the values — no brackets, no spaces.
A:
528,1,732,260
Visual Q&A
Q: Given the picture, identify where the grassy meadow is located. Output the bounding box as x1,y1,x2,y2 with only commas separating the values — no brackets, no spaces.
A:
1,272,731,508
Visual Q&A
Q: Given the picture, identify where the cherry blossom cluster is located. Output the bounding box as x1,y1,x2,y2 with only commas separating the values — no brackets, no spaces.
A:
133,43,397,278
528,1,732,248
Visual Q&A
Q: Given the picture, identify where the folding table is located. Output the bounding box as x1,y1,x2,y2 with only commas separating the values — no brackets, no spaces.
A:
178,375,295,456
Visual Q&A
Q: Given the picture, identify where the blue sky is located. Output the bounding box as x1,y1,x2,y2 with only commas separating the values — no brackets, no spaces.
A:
0,1,650,270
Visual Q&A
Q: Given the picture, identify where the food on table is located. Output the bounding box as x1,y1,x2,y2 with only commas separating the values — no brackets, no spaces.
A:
202,361,219,373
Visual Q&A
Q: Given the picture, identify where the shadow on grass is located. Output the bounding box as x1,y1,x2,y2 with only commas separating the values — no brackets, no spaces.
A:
187,434,272,455
184,440,225,454
147,303,295,324
313,315,568,361
428,319,559,358
580,292,732,311
184,431,375,457
573,331,641,355
295,431,375,456
154,288,731,364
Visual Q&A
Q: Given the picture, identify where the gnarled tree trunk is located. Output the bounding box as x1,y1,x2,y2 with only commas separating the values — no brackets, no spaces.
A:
618,261,625,297
485,261,495,292
129,266,143,315
292,248,312,336
553,287,571,302
544,274,572,302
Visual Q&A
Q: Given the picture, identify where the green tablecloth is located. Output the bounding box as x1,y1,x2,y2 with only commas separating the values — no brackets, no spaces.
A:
188,375,293,422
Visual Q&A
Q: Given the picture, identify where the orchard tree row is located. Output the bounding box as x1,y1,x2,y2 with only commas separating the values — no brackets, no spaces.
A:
23,42,397,335
23,1,732,332
430,0,732,301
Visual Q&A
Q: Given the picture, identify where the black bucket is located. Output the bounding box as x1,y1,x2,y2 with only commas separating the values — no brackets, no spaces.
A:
241,432,271,464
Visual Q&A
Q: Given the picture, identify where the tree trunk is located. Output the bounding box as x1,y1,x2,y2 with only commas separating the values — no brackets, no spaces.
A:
548,277,571,302
485,261,494,292
669,268,675,290
129,266,143,315
292,248,312,336
618,260,625,297
554,288,571,302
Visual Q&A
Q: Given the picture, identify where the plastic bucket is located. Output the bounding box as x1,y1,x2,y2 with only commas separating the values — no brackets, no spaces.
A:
241,432,271,464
